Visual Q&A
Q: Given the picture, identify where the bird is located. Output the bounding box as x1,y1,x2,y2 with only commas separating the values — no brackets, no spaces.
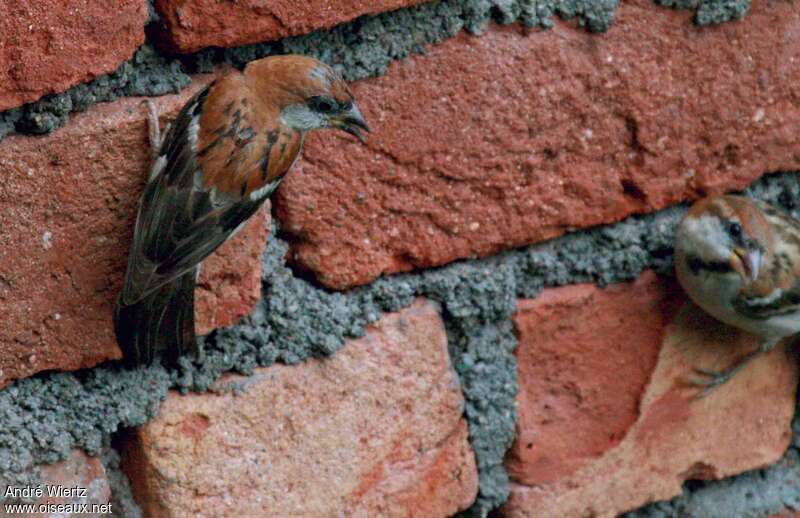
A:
114,54,370,367
674,194,800,396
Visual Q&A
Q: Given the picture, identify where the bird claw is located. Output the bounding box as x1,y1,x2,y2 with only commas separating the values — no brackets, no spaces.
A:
687,343,772,399
692,366,724,378
142,99,162,159
687,367,733,398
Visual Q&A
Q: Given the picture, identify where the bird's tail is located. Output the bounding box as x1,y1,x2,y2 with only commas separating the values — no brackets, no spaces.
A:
114,269,199,367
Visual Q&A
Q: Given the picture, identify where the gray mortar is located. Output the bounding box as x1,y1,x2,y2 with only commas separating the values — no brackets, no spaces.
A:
0,0,618,141
6,0,756,142
656,0,751,25
0,45,190,140
0,0,771,515
0,367,169,494
445,318,518,516
3,171,800,517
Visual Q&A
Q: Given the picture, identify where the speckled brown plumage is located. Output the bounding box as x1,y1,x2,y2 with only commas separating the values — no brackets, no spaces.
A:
115,54,370,367
675,194,800,395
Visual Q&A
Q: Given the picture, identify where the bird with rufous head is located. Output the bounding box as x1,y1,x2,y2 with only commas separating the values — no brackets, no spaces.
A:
115,55,370,366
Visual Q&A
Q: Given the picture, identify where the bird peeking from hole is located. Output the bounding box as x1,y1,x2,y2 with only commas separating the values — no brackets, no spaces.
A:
674,194,800,397
114,55,370,367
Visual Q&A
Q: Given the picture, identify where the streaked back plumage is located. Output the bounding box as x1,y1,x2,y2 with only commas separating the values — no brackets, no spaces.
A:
115,55,366,367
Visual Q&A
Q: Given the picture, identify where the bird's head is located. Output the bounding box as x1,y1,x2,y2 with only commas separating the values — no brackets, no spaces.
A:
675,195,768,286
244,54,370,142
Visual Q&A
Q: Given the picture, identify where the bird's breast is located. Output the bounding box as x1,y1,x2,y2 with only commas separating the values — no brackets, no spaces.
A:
193,73,303,201
198,116,301,200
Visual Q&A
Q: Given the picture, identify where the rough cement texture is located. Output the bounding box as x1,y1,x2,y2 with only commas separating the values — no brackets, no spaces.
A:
1,0,750,142
445,319,517,516
0,0,776,514
0,45,189,139
3,171,799,516
656,0,751,25
0,366,168,494
180,0,620,78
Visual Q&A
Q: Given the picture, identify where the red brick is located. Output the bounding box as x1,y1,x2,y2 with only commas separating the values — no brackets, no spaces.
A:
121,300,478,517
195,204,268,336
0,450,112,516
504,272,798,517
0,0,147,111
153,0,428,53
0,75,269,388
276,0,800,289
507,273,678,485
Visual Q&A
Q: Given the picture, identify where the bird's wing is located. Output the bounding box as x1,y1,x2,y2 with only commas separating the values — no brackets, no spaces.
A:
120,75,287,306
734,201,800,320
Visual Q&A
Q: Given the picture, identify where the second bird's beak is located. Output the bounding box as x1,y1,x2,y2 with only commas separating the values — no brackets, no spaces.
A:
333,104,371,143
731,247,761,283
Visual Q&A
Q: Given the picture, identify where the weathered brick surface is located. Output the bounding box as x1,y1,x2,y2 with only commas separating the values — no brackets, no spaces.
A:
0,0,147,111
0,450,111,517
507,272,677,486
195,204,269,336
0,75,269,388
121,300,478,517
153,0,428,53
276,0,800,289
505,272,798,517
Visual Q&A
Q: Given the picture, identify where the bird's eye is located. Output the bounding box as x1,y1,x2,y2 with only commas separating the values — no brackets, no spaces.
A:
310,96,337,113
729,222,743,238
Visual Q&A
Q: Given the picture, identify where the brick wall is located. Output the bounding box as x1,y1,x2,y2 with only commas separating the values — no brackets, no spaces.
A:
2,0,800,517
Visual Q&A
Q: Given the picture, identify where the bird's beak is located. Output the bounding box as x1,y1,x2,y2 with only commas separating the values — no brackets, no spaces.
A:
731,247,761,282
332,103,371,143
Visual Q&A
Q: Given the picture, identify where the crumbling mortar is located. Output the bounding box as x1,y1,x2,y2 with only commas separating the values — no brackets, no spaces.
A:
656,0,751,25
2,171,800,516
0,0,767,513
